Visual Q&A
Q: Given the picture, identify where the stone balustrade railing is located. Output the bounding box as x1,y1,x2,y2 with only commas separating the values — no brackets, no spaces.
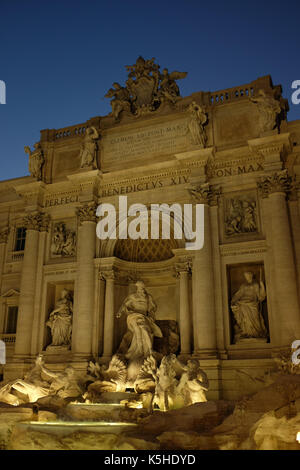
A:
209,84,255,105
55,125,86,140
11,251,24,262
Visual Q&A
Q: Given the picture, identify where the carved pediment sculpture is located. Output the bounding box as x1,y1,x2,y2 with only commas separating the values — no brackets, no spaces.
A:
105,56,187,121
24,143,45,180
51,222,76,257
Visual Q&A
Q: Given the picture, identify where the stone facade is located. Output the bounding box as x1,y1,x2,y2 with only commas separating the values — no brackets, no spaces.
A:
0,59,299,400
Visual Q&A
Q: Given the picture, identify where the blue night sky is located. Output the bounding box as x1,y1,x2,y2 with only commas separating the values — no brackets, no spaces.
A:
0,0,299,181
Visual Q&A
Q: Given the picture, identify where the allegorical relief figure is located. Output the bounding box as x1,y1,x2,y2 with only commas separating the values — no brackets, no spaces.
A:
46,289,73,349
187,101,208,147
225,197,257,236
24,143,45,180
231,270,267,343
51,222,76,257
79,126,99,169
116,281,163,362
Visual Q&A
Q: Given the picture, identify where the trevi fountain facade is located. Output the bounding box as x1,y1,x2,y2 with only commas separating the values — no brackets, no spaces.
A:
0,57,300,450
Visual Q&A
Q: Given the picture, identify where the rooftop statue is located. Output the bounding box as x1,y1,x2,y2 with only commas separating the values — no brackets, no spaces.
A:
105,56,187,121
24,143,45,180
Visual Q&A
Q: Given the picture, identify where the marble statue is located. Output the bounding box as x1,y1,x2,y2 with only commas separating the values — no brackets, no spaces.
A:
24,143,45,180
47,366,84,399
116,281,163,362
79,126,99,168
231,271,267,343
152,354,178,411
51,222,76,257
187,101,208,147
46,289,73,349
250,89,282,133
0,354,55,404
105,82,131,122
158,68,187,104
0,354,86,404
177,359,209,405
225,197,257,236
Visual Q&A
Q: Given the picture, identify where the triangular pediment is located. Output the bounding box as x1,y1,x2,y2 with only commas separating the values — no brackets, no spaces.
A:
1,289,20,298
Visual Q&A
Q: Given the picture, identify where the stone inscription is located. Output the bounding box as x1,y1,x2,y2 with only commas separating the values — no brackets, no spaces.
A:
101,175,189,197
45,195,79,207
208,162,264,178
102,119,189,163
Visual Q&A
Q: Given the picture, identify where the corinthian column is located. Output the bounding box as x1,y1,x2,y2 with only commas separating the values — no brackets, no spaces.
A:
258,170,300,345
15,212,49,357
102,270,116,360
189,184,219,358
175,260,192,355
73,203,96,358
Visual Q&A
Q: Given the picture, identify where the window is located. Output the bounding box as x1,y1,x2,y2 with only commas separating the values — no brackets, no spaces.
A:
15,227,26,251
6,306,18,334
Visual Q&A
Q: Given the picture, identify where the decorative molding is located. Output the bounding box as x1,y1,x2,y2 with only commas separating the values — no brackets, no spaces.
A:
220,239,267,257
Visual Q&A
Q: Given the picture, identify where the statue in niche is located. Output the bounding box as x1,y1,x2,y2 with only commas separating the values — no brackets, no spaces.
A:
46,289,73,349
24,143,45,180
105,82,131,122
250,89,282,133
51,222,76,256
225,197,257,236
79,126,99,168
116,281,163,362
231,271,267,343
187,101,208,147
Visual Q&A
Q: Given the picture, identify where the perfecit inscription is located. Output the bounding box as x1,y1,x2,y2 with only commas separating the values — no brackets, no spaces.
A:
45,195,79,207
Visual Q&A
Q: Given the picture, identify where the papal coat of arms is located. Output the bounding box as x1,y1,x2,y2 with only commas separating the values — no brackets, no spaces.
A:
105,56,187,121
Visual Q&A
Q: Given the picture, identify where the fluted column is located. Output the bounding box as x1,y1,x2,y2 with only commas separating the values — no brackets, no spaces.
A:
73,203,96,358
102,270,116,359
189,184,219,357
15,213,48,356
175,261,192,355
258,170,300,345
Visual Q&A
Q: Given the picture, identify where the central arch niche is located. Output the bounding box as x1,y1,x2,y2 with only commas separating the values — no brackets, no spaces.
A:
114,237,178,262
